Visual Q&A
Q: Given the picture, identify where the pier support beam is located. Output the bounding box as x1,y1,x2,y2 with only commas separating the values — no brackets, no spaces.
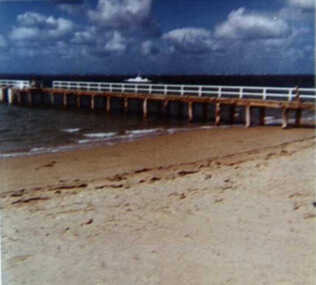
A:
17,92,22,105
106,97,111,113
245,105,252,128
123,98,128,113
0,88,4,103
188,102,193,122
143,98,148,119
28,92,32,106
203,103,209,121
63,94,68,108
91,96,95,110
282,108,289,129
161,100,169,115
229,104,236,125
215,103,221,126
7,88,15,105
76,96,80,108
50,94,55,105
259,107,265,126
295,109,302,126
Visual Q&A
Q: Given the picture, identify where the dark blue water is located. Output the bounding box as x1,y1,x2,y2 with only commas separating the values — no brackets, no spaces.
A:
0,103,219,158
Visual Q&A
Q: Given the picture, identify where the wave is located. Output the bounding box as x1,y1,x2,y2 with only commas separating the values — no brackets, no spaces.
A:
61,128,81,133
125,128,164,135
83,132,117,138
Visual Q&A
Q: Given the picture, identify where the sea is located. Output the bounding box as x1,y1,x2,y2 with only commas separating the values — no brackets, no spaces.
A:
0,74,314,159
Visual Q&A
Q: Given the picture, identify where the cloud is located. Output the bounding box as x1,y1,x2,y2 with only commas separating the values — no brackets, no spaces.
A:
104,31,126,53
88,0,153,29
215,8,291,40
162,28,217,54
141,40,160,56
287,0,315,10
58,2,87,15
10,12,74,41
71,26,97,45
0,35,7,48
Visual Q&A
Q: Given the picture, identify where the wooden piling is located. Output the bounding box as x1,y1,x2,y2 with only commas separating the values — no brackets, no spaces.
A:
203,103,209,121
295,109,302,126
282,108,289,129
28,92,32,106
245,105,251,128
259,107,265,125
63,94,68,108
123,97,128,113
188,102,193,122
0,88,4,103
106,96,111,113
229,104,235,125
17,92,22,105
91,95,95,110
50,94,55,105
7,88,14,104
215,103,221,126
76,95,80,108
161,100,169,115
143,98,148,119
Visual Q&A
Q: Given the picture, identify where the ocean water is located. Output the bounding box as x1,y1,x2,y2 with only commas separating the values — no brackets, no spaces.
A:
0,103,225,158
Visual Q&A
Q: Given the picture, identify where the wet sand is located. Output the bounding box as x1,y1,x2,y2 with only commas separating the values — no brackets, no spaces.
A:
1,126,316,284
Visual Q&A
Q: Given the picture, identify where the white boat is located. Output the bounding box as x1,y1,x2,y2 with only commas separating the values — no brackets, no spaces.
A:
125,75,151,83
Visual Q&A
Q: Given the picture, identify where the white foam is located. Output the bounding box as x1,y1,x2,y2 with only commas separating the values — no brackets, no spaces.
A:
62,128,80,133
83,132,117,138
167,127,190,134
125,128,163,135
78,139,96,144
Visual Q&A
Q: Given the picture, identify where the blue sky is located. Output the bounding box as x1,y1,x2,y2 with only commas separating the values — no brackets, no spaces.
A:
0,0,314,74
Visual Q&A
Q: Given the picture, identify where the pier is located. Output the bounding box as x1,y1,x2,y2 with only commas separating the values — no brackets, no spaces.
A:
1,79,315,128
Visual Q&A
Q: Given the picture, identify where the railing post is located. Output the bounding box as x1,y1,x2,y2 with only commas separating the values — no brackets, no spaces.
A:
218,87,222,98
198,86,202,97
149,85,152,94
109,83,112,92
263,88,267,100
164,85,167,95
122,84,125,93
288,88,292,101
180,85,184,96
239,88,243,99
135,85,138,94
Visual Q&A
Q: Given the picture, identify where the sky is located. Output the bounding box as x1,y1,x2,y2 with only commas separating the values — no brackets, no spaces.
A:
0,0,314,75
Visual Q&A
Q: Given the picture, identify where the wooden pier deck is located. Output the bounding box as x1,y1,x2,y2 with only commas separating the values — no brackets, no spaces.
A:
1,80,315,129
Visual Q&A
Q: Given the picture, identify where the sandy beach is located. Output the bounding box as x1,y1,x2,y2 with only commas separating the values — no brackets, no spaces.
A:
1,126,316,284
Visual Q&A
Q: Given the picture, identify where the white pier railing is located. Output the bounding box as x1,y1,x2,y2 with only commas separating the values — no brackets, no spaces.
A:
0,80,31,89
52,81,316,102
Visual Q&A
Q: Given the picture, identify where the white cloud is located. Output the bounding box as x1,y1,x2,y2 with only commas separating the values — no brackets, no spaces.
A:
58,3,87,15
10,12,74,41
0,35,7,48
104,31,126,53
162,28,216,54
71,26,97,44
88,0,152,29
141,40,159,56
215,8,290,40
287,0,315,10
